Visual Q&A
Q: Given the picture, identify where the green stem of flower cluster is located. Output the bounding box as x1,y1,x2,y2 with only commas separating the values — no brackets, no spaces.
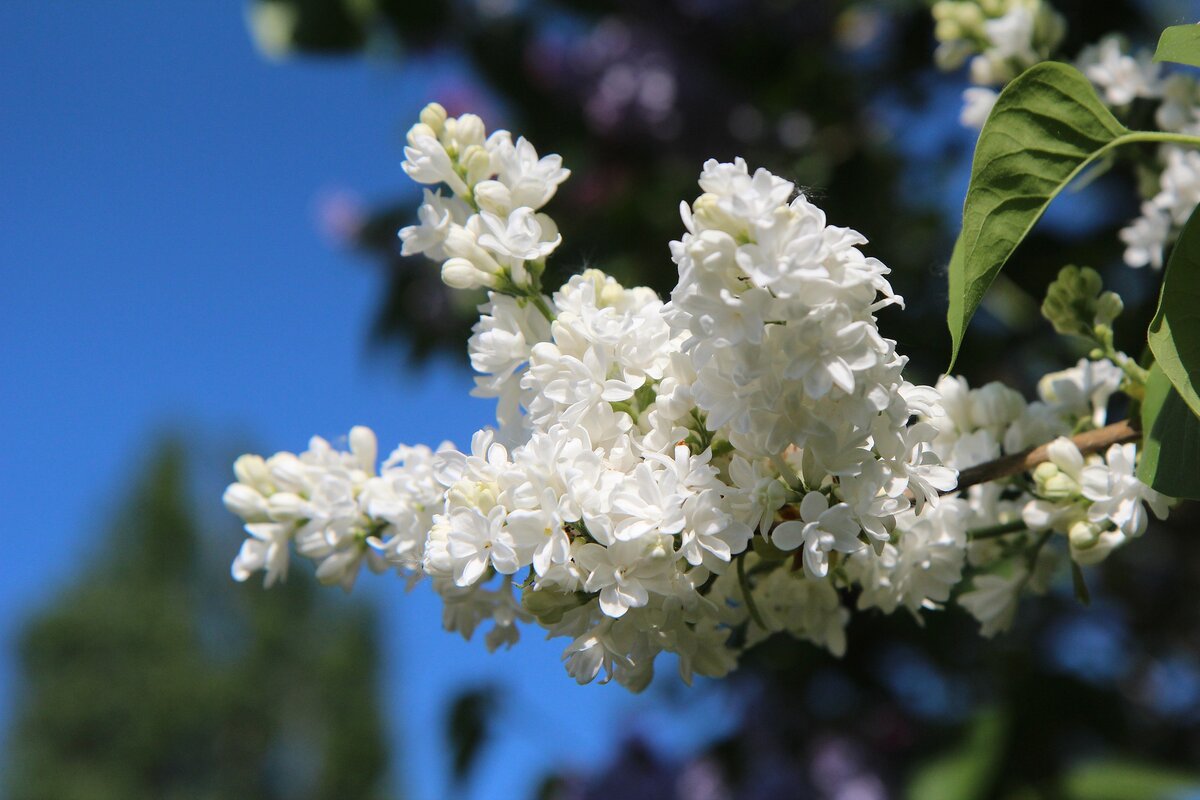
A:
967,519,1029,540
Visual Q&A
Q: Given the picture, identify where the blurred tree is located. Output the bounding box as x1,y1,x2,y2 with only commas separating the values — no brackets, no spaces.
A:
3,439,393,800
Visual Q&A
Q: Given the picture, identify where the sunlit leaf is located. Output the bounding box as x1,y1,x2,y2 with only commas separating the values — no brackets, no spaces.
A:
1154,24,1200,68
1137,363,1200,500
1148,204,1200,418
947,63,1128,367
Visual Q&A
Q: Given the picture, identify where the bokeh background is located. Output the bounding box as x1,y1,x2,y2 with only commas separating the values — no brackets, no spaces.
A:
3,1,1200,798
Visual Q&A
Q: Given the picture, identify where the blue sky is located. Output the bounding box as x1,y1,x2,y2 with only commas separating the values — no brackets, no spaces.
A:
0,3,731,798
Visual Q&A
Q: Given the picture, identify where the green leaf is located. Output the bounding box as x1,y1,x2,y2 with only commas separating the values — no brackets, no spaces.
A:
1154,24,1200,68
905,708,1006,800
1062,759,1200,800
1148,204,1200,418
1137,363,1200,500
947,62,1129,367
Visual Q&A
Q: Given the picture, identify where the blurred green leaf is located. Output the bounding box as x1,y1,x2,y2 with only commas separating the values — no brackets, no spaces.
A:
1148,204,1200,418
947,63,1127,367
1154,25,1200,68
906,708,1007,800
446,686,500,788
1062,759,1200,800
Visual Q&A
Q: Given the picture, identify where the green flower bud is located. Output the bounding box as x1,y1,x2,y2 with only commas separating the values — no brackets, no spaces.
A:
932,1,956,22
1034,461,1079,501
935,19,963,42
1041,265,1123,341
1095,291,1124,326
1069,520,1100,551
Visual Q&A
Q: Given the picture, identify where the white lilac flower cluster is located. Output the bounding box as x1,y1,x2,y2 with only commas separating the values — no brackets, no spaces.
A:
927,359,1168,634
931,0,1066,126
1077,35,1200,271
933,3,1200,271
224,105,1171,690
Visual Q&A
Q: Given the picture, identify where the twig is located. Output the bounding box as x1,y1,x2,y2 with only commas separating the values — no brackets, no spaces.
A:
953,419,1140,494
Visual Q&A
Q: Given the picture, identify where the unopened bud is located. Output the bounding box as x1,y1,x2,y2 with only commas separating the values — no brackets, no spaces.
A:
349,426,378,475
441,257,493,290
419,102,447,136
1069,520,1100,551
473,180,512,216
233,454,273,495
406,122,437,147
1034,461,1078,500
935,19,963,42
452,114,486,151
461,145,493,187
1095,291,1124,326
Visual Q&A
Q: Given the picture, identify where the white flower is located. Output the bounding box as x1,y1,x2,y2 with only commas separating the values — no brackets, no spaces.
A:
402,132,468,196
679,489,753,570
1077,35,1161,107
562,620,629,685
771,491,863,579
487,131,571,210
574,539,676,618
1154,146,1200,225
232,522,293,587
748,567,849,656
1068,520,1125,566
476,207,562,263
958,566,1027,638
609,462,687,542
961,87,998,128
398,189,470,260
1081,443,1170,537
445,505,517,586
1156,73,1200,135
1037,359,1124,428
1120,202,1171,270
982,6,1037,64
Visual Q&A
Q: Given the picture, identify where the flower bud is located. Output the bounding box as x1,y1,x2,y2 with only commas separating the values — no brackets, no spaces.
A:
419,102,447,136
957,4,983,28
267,492,310,522
441,257,493,290
969,53,1004,86
461,145,493,187
1070,523,1125,566
1042,265,1117,339
406,122,438,147
931,1,954,22
1033,461,1079,501
473,180,512,216
223,483,269,522
1068,520,1100,551
935,19,963,42
233,454,273,495
1095,291,1124,326
691,193,743,236
349,426,378,475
